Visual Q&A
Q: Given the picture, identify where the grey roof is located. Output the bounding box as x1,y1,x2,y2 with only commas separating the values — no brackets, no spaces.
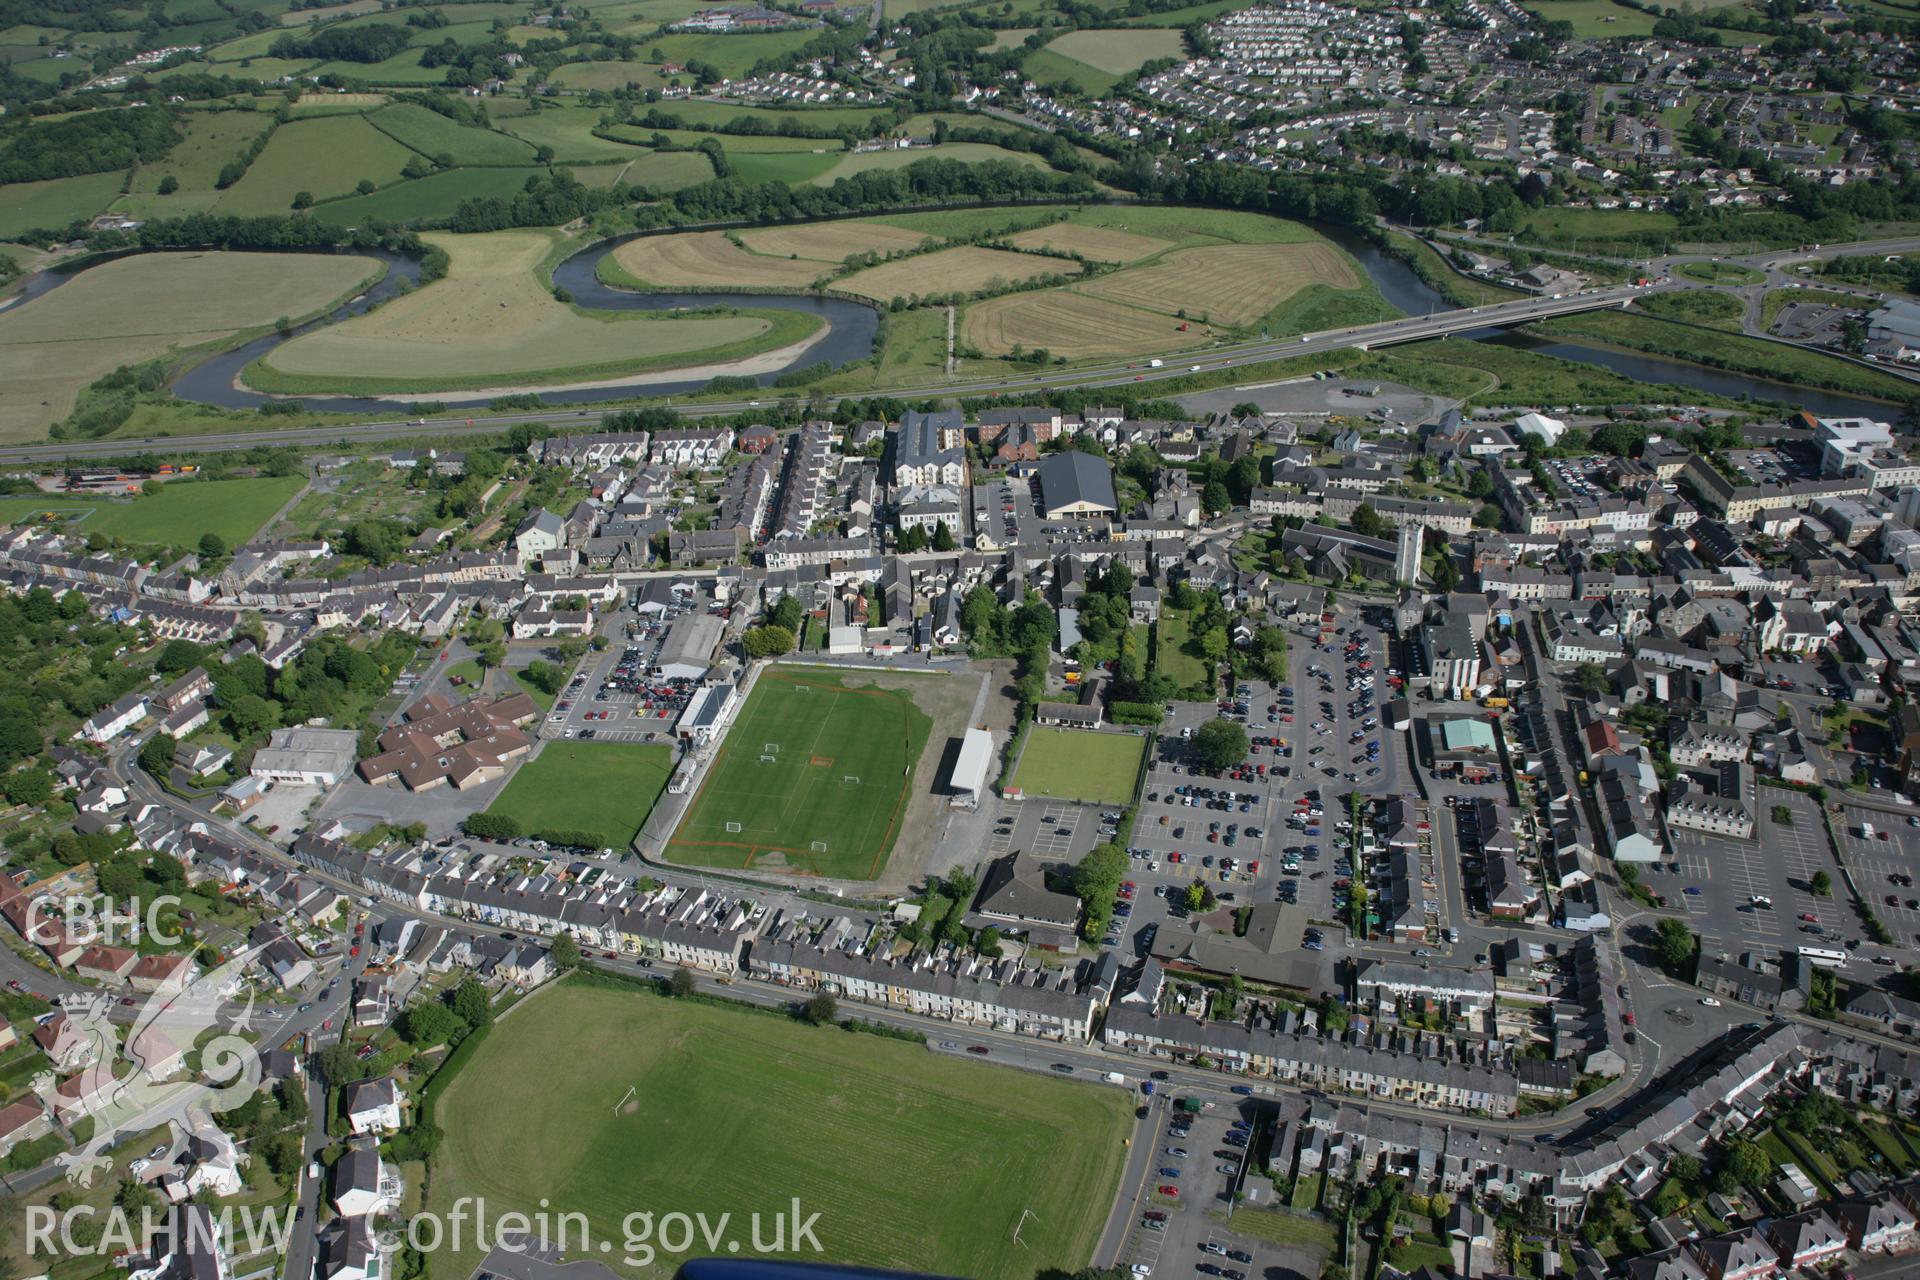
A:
1037,451,1118,515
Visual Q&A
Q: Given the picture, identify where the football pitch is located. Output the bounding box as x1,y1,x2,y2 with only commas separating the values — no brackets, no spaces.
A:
664,667,932,878
426,984,1132,1280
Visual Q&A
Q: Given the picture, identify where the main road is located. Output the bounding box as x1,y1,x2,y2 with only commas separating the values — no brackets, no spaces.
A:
0,287,1642,465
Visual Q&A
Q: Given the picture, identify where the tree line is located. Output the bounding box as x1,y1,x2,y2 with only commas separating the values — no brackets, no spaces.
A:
269,22,412,63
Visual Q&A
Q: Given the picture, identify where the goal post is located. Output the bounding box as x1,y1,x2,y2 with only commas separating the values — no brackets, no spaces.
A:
764,742,780,753
843,775,860,785
760,754,777,764
725,821,743,833
810,840,828,853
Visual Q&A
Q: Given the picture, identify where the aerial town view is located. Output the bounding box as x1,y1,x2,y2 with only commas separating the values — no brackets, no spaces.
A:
6,0,1920,1276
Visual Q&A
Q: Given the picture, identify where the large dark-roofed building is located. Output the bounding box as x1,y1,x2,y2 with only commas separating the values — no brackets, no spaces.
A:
1036,451,1118,520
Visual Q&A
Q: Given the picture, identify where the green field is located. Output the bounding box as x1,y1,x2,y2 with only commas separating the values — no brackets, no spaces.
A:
1633,289,1745,327
642,98,893,132
0,170,126,238
1039,26,1181,74
500,107,650,163
1020,46,1124,95
428,984,1132,1280
215,114,416,214
1154,607,1210,687
366,102,540,165
483,741,674,848
730,149,842,184
626,149,715,190
0,475,305,548
307,166,547,225
117,108,276,215
1676,260,1765,286
1519,0,1660,36
650,28,819,77
665,667,933,879
1011,726,1144,806
808,142,1050,186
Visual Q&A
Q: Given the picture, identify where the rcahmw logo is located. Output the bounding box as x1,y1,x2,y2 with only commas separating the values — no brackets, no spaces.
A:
26,1203,297,1261
27,895,185,946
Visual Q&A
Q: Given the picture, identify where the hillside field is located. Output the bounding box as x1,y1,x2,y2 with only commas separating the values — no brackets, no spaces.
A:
214,115,415,214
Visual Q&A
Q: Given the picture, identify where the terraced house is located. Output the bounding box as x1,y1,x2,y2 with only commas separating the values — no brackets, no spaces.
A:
748,914,1099,1042
1101,1006,1521,1115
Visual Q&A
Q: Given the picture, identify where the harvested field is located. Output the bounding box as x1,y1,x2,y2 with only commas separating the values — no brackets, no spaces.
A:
256,230,804,393
1077,242,1358,326
0,250,378,439
962,289,1215,358
1003,222,1169,262
837,245,1079,303
738,220,937,263
609,230,825,287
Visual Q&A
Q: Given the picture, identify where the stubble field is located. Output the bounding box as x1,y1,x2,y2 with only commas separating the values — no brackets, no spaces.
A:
837,244,1080,302
255,230,811,394
0,250,381,439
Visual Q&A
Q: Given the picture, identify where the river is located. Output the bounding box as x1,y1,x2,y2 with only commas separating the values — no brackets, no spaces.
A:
1319,225,1904,419
13,214,1907,418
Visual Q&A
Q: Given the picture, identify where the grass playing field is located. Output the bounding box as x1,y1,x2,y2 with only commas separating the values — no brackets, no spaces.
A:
427,985,1132,1280
0,250,381,440
665,667,932,879
1011,727,1144,806
483,741,674,848
0,475,306,548
253,229,816,394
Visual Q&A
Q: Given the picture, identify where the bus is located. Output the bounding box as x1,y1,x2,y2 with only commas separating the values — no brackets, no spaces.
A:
1798,946,1847,968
